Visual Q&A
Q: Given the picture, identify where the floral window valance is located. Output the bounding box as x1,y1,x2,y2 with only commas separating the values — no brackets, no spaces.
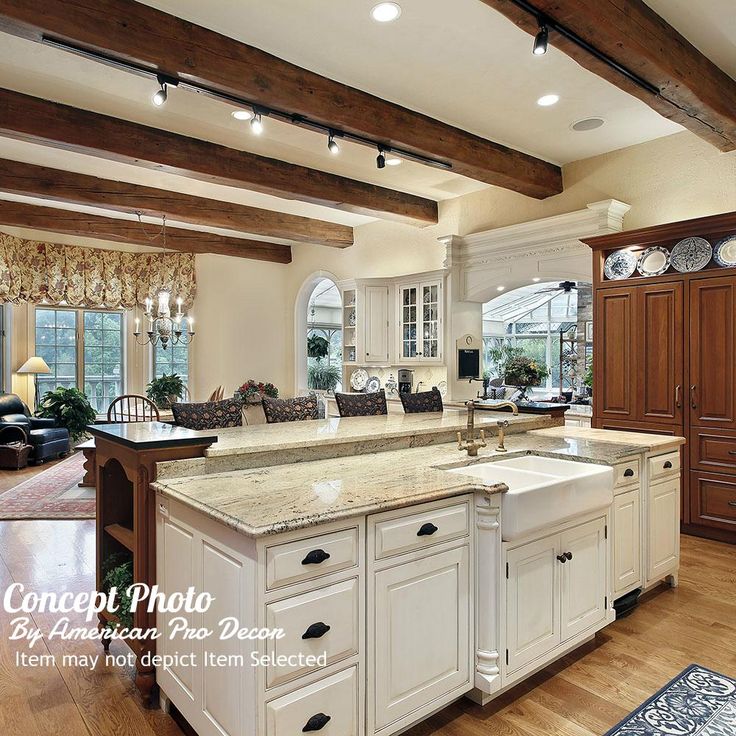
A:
0,235,196,308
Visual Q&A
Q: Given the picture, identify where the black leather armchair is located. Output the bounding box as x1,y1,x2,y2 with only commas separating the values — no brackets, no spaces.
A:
0,393,70,463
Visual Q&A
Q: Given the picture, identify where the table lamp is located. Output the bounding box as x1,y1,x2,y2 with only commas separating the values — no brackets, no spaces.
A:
17,357,51,411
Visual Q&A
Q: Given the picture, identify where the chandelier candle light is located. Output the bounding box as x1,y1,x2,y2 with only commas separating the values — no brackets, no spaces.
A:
132,213,195,350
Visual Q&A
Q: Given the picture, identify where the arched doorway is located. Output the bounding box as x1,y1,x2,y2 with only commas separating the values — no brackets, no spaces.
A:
294,272,342,395
482,280,592,397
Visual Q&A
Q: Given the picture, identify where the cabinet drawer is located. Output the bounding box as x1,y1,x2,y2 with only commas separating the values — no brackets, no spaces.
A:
648,451,680,481
265,527,359,590
374,500,469,560
613,458,640,491
691,471,736,528
266,666,358,736
692,430,736,474
265,579,359,689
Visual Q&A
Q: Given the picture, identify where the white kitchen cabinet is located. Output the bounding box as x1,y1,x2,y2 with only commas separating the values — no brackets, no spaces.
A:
372,544,470,732
397,279,443,363
504,516,607,676
647,476,680,584
364,286,390,364
612,489,641,596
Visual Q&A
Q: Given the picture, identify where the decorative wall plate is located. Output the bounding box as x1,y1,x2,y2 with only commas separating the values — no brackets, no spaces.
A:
436,381,448,398
637,246,670,277
349,368,369,391
604,249,637,280
714,236,736,268
671,237,712,273
365,376,381,393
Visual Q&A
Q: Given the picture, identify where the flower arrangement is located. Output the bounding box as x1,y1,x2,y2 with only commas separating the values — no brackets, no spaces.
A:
504,355,550,389
236,379,279,403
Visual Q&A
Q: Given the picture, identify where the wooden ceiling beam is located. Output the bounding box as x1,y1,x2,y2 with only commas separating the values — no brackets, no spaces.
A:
0,89,437,226
0,200,292,263
0,0,562,199
478,0,736,152
0,158,353,248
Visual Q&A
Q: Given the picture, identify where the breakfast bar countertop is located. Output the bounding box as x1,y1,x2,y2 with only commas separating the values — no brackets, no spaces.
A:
152,429,662,538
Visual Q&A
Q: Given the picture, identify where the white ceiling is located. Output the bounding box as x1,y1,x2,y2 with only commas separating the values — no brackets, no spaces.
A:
0,0,730,239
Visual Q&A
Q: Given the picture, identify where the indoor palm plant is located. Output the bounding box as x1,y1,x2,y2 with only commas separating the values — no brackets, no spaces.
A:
36,386,97,443
308,362,341,392
146,373,185,409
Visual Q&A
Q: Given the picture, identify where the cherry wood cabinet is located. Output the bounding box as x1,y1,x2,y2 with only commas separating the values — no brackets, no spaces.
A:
584,210,736,544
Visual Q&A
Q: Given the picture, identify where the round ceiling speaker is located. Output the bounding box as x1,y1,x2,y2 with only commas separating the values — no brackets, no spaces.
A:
571,117,606,132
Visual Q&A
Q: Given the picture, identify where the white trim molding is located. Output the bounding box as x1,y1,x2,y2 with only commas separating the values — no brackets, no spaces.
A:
440,199,631,303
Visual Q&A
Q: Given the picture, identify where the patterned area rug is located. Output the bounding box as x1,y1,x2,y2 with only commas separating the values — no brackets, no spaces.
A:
0,453,93,520
606,664,736,735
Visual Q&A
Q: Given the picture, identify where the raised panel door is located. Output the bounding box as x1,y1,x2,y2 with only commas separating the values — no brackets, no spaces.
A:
689,470,736,531
636,282,683,424
364,285,389,363
505,535,560,673
594,288,635,421
690,277,736,430
647,478,680,584
612,490,641,597
560,518,607,641
373,545,470,731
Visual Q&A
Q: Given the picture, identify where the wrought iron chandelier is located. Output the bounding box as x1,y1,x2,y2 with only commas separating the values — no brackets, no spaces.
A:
132,214,195,350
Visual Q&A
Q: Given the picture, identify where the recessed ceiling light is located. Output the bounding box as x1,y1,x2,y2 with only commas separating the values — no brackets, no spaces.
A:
371,2,401,22
497,286,505,292
385,157,402,166
231,109,253,121
532,277,541,282
571,117,606,132
537,94,559,107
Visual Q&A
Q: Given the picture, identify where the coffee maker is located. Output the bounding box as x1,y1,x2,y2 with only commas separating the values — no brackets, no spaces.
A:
398,368,414,394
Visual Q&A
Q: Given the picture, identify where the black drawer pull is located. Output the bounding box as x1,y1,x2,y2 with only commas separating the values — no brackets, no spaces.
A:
623,468,635,477
417,522,438,537
301,549,331,565
556,554,567,564
663,460,673,469
728,501,736,508
302,622,331,640
303,713,331,732
564,551,573,561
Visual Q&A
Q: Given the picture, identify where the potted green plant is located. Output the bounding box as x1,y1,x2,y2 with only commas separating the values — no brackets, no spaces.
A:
583,364,593,396
101,553,133,630
308,362,341,392
146,373,185,409
36,386,97,444
487,344,523,380
307,334,330,361
504,355,550,401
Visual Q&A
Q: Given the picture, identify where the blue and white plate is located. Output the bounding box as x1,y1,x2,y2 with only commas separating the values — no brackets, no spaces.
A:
671,237,712,273
637,246,670,277
604,249,637,280
714,236,736,268
365,376,381,393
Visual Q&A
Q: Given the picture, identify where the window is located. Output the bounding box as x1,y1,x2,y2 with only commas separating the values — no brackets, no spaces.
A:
35,307,124,413
153,323,189,387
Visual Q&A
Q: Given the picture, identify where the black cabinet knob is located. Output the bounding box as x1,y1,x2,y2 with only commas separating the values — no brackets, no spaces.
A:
623,468,634,477
564,551,573,561
663,460,673,469
302,622,331,640
303,713,331,732
417,522,438,537
556,554,567,563
301,549,331,565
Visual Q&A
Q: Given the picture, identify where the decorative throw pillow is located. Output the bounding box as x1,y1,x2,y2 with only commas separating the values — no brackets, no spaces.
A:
171,398,243,430
262,395,319,424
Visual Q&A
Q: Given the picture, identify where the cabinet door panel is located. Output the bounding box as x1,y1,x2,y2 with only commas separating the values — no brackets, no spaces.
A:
690,278,736,430
637,283,683,424
364,286,389,363
373,545,470,730
560,518,607,641
594,288,635,421
505,536,559,673
612,490,641,596
647,478,680,583
398,285,419,361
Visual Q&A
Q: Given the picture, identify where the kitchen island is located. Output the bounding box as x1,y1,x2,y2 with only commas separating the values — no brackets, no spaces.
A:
131,414,684,736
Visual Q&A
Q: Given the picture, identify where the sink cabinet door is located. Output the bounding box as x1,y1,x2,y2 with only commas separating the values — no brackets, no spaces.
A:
505,535,560,674
612,489,641,597
559,518,607,642
373,544,470,731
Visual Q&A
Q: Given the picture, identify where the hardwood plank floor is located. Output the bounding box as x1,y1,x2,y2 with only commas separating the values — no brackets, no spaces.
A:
0,519,733,736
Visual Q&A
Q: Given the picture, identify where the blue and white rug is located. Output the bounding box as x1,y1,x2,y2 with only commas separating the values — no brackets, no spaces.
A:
605,664,736,736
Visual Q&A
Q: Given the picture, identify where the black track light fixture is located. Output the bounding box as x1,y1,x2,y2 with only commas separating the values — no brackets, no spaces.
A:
152,74,179,107
376,146,386,169
250,111,264,135
533,20,549,55
327,131,340,154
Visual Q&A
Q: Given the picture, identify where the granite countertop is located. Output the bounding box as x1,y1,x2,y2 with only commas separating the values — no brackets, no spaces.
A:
153,430,648,538
88,421,217,450
197,410,542,458
531,426,685,452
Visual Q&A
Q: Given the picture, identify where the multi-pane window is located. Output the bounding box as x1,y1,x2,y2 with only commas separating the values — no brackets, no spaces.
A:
153,323,189,387
35,307,124,413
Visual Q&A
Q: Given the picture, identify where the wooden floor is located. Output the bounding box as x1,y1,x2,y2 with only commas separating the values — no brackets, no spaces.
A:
0,519,733,736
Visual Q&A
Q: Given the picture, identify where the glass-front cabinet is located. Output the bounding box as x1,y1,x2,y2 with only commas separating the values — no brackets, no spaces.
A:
398,279,443,362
